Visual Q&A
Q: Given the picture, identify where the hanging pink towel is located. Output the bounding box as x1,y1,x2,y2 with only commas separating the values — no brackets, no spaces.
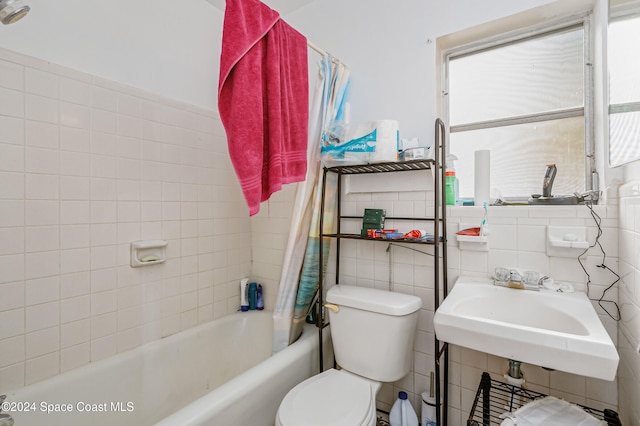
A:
218,0,309,216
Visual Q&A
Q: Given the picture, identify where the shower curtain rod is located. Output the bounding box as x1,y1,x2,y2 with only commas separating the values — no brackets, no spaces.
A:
307,40,342,65
307,40,327,56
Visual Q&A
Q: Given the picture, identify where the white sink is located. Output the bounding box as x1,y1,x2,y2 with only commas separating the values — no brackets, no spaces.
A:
433,276,619,381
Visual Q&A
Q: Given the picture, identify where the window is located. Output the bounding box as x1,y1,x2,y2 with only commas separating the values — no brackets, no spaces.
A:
444,16,594,201
609,7,640,166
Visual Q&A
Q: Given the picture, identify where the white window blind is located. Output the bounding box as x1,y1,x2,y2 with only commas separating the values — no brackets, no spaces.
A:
609,12,640,166
446,19,592,200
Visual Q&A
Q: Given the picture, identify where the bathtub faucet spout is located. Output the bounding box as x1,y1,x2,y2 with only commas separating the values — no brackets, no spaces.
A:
0,395,14,426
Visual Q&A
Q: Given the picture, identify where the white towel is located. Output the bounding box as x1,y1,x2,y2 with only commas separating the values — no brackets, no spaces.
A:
499,396,605,426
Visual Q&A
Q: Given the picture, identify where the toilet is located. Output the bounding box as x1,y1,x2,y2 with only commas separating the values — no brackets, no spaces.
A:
275,284,422,426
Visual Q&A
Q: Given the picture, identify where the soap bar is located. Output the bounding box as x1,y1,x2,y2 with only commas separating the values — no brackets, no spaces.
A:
140,255,161,262
456,227,481,236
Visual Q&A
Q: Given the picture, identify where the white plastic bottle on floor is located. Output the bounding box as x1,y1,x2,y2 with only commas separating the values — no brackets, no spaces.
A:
389,391,419,426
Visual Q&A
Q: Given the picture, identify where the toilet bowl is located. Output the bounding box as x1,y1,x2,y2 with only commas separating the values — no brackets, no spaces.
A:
275,285,422,426
275,368,380,426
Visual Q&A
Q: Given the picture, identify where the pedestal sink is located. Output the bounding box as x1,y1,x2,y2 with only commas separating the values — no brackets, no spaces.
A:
433,276,619,381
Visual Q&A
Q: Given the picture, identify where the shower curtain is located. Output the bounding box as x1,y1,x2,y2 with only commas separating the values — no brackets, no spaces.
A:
272,56,350,353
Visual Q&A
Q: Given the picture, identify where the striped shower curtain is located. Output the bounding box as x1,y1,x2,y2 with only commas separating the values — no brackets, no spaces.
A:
272,56,350,353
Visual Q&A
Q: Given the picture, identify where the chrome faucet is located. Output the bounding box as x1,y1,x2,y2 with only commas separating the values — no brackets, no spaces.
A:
494,268,546,291
0,395,14,426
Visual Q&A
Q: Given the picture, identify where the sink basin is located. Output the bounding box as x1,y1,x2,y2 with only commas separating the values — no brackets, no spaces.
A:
433,276,619,381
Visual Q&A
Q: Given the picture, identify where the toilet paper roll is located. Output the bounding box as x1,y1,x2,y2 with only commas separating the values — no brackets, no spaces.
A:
474,150,490,206
370,120,399,163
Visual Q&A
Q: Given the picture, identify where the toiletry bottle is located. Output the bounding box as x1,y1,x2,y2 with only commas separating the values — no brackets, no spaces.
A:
389,391,419,426
248,282,257,310
240,278,249,311
445,154,459,206
256,284,264,310
480,202,489,236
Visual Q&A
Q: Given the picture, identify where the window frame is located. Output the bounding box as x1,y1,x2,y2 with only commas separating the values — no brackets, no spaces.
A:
442,13,596,201
608,2,640,167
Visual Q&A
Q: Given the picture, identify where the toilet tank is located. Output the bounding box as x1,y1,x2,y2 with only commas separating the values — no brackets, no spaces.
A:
326,285,422,383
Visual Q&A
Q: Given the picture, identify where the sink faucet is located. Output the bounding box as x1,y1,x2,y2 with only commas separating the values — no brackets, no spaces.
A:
494,268,545,291
0,396,14,426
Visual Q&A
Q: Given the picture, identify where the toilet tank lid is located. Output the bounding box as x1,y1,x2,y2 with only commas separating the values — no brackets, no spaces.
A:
326,285,422,316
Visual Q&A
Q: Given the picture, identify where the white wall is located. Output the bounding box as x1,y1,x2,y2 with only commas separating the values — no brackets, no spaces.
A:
0,0,222,111
286,0,557,147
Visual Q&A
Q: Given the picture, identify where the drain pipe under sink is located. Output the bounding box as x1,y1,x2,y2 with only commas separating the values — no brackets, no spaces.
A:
504,360,525,409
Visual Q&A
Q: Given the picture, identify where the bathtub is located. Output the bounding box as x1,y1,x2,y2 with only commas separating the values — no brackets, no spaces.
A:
2,311,332,426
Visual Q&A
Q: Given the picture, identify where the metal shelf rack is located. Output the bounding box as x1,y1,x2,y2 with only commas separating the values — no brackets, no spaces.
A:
468,372,622,426
316,119,450,425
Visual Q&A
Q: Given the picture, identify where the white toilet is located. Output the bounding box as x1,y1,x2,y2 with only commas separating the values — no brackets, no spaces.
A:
275,284,422,426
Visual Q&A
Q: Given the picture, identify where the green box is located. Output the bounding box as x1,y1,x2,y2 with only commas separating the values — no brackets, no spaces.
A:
363,208,386,222
361,209,386,237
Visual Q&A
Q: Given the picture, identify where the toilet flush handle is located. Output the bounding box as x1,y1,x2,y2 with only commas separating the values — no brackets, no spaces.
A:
323,303,339,313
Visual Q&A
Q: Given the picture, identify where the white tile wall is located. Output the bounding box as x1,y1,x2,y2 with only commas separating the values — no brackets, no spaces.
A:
251,176,622,425
0,47,251,391
250,184,298,311
617,181,640,426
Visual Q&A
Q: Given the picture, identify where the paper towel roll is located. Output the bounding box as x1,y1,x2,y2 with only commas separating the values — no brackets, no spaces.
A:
474,150,490,206
370,120,399,163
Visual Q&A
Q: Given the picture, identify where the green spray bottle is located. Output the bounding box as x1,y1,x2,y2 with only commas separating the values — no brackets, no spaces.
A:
445,154,459,206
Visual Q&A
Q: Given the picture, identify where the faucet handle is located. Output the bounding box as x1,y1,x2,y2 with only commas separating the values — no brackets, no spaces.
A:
522,271,542,291
0,395,14,426
0,414,14,426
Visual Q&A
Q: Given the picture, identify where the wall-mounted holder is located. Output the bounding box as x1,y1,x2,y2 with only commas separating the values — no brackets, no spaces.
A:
546,226,589,258
130,240,168,267
456,223,488,251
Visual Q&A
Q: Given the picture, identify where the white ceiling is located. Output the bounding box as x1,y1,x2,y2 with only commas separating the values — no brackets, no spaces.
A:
206,0,316,15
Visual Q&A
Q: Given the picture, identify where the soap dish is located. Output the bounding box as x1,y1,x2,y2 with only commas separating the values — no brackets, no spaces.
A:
130,240,168,267
456,223,488,251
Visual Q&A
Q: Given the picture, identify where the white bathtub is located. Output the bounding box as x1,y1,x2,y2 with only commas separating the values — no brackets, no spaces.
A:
2,311,332,426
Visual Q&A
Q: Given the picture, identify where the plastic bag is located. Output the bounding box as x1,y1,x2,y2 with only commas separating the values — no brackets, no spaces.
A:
321,122,378,167
321,120,399,167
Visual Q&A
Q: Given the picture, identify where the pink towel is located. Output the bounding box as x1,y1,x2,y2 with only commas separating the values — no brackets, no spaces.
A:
218,0,309,216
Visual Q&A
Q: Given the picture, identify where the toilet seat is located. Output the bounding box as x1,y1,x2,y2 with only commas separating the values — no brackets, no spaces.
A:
276,369,377,426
